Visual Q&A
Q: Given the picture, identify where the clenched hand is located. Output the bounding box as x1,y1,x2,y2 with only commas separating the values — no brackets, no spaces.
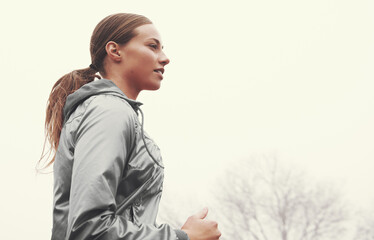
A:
181,208,221,240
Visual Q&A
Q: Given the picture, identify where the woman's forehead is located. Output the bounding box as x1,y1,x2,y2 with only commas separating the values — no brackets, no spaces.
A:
133,24,162,43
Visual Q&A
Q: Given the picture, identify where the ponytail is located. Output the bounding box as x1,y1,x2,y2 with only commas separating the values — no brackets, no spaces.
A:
38,67,100,170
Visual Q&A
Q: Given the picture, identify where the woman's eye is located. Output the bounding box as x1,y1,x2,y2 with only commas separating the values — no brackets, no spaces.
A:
150,44,158,49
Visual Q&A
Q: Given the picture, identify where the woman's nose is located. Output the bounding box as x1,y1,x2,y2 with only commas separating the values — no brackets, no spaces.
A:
159,52,170,66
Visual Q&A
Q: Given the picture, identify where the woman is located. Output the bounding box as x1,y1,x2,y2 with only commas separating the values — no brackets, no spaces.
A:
41,13,221,240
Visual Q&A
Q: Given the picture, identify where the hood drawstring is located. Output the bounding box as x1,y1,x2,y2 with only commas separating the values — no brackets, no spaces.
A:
137,107,164,169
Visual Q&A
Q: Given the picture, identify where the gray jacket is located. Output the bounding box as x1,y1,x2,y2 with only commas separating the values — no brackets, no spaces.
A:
51,78,189,240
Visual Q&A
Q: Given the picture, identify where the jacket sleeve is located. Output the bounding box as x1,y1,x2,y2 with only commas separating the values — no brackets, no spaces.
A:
66,95,188,240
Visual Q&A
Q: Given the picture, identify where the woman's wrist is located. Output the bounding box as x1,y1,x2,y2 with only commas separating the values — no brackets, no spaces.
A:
175,229,190,240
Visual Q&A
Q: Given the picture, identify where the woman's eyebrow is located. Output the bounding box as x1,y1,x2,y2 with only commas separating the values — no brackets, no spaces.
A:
148,38,164,49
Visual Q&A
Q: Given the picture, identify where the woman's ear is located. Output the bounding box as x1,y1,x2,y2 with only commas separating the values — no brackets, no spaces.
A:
105,41,122,62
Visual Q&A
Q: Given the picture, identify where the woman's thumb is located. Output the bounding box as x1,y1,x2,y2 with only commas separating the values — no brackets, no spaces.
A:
194,207,208,219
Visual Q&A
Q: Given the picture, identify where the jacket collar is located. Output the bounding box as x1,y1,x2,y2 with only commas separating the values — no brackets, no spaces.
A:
63,78,143,124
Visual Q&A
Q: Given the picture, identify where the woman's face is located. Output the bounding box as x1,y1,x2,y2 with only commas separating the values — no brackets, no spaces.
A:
118,24,170,92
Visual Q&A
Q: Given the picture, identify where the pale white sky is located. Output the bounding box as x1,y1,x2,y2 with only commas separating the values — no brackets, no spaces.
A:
0,0,373,239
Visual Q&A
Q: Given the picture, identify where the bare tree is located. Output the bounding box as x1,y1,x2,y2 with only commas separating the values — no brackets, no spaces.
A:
212,155,349,240
353,205,374,240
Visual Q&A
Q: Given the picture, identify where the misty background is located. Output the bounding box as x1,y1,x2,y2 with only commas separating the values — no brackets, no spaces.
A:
0,0,373,239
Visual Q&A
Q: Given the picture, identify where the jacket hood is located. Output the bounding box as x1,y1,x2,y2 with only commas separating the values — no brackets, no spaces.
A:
63,78,143,124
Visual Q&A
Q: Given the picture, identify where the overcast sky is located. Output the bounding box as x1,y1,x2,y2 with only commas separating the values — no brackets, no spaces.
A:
1,0,373,239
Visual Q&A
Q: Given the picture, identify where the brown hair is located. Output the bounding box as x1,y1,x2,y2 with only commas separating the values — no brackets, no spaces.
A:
38,13,152,170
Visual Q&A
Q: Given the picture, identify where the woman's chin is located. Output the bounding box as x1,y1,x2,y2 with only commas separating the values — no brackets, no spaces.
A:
147,82,162,91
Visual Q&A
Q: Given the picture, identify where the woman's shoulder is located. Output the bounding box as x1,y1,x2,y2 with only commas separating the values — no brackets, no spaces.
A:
88,94,136,113
63,94,138,145
65,94,137,125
